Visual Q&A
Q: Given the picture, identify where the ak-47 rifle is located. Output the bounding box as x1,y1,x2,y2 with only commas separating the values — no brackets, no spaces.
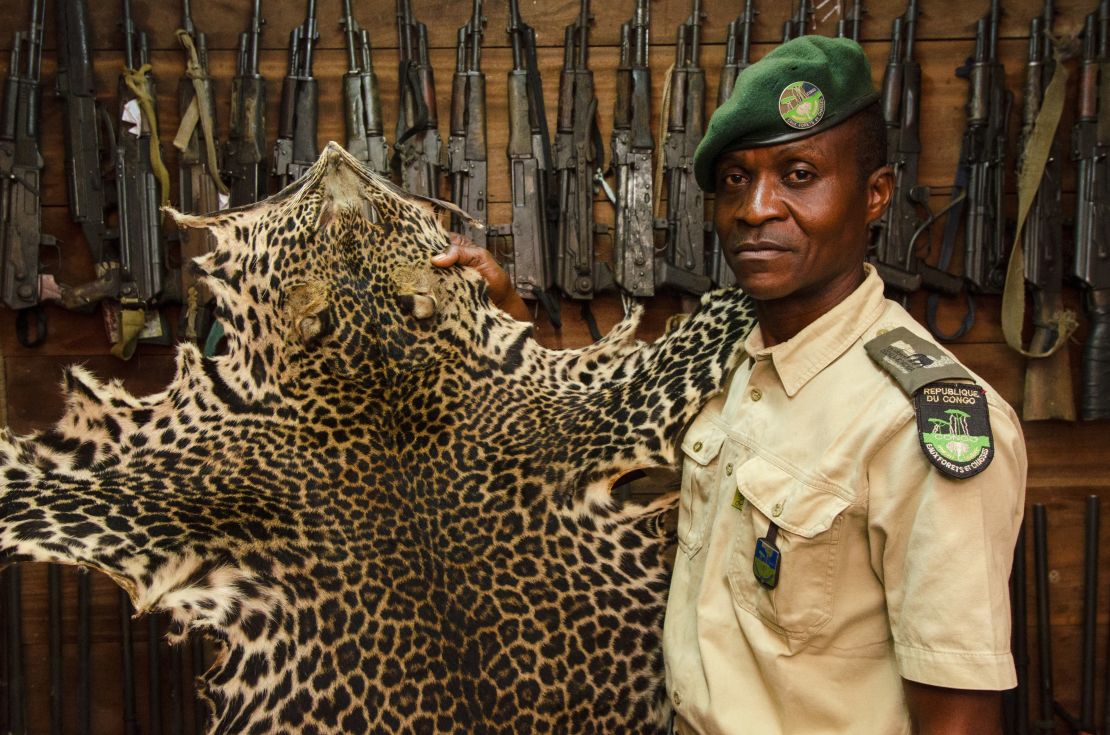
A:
706,1,756,290
554,0,609,305
0,0,53,346
1011,0,1074,422
837,0,863,41
1073,0,1110,420
503,0,560,325
927,0,1011,341
176,0,228,344
112,0,171,357
224,0,267,207
395,0,443,198
342,0,390,178
273,0,319,190
657,0,711,296
870,1,964,302
611,0,655,297
783,0,812,42
448,0,488,246
55,0,117,321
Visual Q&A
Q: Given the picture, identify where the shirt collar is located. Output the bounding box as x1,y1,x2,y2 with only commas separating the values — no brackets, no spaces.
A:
742,264,888,397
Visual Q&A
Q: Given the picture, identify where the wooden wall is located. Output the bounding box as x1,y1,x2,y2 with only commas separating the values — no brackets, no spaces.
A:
0,0,1108,732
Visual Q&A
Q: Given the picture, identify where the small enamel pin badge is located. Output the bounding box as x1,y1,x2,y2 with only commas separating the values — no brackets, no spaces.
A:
914,382,994,479
778,81,825,129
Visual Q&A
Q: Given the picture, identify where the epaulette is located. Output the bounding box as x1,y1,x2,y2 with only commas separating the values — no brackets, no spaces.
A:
864,327,994,479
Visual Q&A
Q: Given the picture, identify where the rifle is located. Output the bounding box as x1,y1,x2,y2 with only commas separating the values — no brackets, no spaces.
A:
273,0,319,190
113,0,171,358
224,0,267,207
656,0,711,296
342,0,391,179
783,0,812,42
176,0,228,345
870,1,964,301
927,0,1011,341
503,0,560,325
1013,0,1074,422
448,0,488,246
0,0,53,347
611,0,655,297
395,0,443,199
54,0,118,333
1078,496,1099,733
554,0,609,305
706,1,755,290
837,0,863,41
1073,0,1110,420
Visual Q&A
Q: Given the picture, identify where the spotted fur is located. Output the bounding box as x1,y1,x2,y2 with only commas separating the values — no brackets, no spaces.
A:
0,143,756,734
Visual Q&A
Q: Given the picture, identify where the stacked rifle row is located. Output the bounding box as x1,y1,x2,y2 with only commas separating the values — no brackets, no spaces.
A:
1,0,1109,408
873,0,1110,421
1007,499,1109,735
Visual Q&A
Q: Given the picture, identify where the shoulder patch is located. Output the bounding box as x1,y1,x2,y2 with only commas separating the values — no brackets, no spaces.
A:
865,327,992,478
914,382,994,478
864,326,972,395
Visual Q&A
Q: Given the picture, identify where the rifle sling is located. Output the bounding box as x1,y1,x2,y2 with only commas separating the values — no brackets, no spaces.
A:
123,64,171,209
1000,42,1078,361
654,63,676,222
173,30,230,197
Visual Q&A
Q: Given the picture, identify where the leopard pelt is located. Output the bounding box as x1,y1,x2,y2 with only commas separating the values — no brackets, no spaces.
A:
0,143,756,734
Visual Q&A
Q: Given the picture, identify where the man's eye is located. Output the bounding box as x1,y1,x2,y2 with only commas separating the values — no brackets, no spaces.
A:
722,172,746,187
787,168,815,182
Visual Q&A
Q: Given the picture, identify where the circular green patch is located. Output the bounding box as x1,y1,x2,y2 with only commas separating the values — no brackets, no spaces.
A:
778,81,826,130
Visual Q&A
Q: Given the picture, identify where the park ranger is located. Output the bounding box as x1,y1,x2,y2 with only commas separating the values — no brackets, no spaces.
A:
666,36,1026,734
434,34,1027,735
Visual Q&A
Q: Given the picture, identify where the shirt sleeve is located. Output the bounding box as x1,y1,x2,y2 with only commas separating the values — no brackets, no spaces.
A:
866,395,1027,690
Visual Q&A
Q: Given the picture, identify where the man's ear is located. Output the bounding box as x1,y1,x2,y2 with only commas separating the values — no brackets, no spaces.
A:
866,164,895,225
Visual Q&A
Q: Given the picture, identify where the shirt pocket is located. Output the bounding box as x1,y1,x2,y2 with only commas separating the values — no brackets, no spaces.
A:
677,428,726,558
726,455,851,643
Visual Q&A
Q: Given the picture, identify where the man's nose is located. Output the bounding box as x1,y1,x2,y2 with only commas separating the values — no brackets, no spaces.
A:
735,175,784,227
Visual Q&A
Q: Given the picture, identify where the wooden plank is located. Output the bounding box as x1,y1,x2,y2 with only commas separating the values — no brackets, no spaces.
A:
1,0,1098,53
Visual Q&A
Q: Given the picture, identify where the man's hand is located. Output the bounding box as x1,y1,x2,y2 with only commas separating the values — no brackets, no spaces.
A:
432,234,531,320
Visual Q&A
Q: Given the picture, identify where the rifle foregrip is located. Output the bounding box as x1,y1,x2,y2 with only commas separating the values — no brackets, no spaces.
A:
1081,289,1110,420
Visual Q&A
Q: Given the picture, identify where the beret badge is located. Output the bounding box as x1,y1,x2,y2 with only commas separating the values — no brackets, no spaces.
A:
778,81,826,129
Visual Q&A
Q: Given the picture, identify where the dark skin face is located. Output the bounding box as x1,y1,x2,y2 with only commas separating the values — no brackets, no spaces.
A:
713,117,893,346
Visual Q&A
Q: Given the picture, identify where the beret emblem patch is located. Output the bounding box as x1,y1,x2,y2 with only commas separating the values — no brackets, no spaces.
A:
778,81,825,129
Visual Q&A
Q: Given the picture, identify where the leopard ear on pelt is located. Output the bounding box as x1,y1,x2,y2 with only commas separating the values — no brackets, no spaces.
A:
284,280,334,348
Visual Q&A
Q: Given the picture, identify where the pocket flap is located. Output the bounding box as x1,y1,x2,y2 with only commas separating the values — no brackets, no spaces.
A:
680,430,726,467
737,456,850,538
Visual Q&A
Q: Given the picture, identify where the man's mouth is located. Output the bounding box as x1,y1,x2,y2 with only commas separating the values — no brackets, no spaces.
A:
729,239,791,257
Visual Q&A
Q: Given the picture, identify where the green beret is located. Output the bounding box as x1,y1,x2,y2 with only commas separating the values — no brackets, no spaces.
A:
694,35,879,192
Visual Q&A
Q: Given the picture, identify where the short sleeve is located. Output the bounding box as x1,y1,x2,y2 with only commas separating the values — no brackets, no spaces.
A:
866,396,1027,690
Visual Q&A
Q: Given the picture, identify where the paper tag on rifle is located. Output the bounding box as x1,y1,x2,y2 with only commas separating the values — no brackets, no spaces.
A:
122,99,143,137
864,327,973,395
914,382,994,479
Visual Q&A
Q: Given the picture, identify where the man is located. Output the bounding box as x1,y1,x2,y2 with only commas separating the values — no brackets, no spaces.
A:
434,36,1025,735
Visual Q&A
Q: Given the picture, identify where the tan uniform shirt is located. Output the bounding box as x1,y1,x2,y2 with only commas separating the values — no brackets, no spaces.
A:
664,267,1027,735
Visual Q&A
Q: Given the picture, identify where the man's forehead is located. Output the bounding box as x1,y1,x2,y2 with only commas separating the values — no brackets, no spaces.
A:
714,132,838,168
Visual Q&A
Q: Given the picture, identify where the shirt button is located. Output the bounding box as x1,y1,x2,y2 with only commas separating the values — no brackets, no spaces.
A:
772,503,784,517
693,441,703,452
673,691,682,707
725,463,733,476
750,388,763,402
